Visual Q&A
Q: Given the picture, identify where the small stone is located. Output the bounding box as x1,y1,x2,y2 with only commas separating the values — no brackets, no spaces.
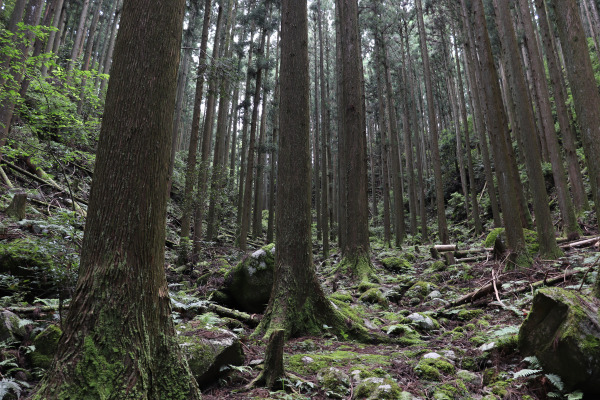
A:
301,356,314,364
423,352,442,359
440,350,456,360
428,290,442,299
479,342,495,352
407,313,436,330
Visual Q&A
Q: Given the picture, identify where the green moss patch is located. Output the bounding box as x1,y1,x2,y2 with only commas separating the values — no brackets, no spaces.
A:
286,350,390,376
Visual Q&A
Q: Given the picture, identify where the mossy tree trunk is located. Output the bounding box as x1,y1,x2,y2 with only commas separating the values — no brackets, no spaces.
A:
33,1,200,398
253,0,369,342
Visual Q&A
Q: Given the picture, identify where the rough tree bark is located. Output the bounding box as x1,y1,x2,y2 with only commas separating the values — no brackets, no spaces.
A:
33,0,201,397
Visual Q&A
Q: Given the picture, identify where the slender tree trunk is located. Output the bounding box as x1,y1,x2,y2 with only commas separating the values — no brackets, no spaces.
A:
313,22,322,241
535,0,589,213
238,19,268,250
179,0,212,241
493,0,562,259
193,4,224,253
266,42,279,245
466,0,529,266
167,1,199,197
32,0,201,397
517,0,579,240
207,1,236,241
252,0,370,342
68,0,91,71
415,0,448,244
453,26,482,234
380,36,405,246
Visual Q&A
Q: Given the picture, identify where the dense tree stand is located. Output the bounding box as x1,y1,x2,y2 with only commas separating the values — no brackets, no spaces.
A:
32,0,200,398
252,0,371,344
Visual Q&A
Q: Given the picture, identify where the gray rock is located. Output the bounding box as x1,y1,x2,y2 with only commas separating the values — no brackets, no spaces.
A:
407,313,437,330
518,288,600,394
179,328,244,388
222,244,275,313
478,342,495,352
456,369,479,385
423,352,442,359
0,310,25,342
427,290,442,299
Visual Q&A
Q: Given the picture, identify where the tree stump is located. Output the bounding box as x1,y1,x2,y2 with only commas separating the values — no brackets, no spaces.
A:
6,192,27,220
248,329,285,390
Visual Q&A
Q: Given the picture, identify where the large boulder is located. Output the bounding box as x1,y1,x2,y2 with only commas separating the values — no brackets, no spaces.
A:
179,328,244,388
0,310,26,342
518,288,600,393
222,244,275,313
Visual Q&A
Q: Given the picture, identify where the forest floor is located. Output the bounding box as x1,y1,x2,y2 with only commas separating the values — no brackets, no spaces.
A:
189,237,599,400
0,160,599,399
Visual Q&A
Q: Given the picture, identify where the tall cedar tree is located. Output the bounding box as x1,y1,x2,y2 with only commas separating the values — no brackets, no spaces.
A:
465,0,529,266
253,0,370,342
546,0,600,295
492,0,562,259
335,0,375,280
33,0,201,398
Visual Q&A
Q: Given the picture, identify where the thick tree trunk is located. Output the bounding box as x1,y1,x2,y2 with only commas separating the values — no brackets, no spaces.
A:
335,0,374,280
33,0,200,397
547,0,600,247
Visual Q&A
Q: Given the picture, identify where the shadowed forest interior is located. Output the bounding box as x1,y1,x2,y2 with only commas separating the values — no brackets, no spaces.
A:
1,0,600,398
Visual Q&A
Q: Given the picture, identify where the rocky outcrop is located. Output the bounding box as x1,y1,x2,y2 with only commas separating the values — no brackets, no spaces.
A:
222,244,275,313
518,288,600,394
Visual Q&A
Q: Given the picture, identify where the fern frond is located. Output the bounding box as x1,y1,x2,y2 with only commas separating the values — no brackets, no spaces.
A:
522,356,541,369
545,374,564,391
513,368,542,379
567,391,584,400
0,378,22,400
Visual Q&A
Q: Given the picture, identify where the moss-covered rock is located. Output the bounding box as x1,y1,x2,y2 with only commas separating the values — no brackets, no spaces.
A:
317,367,350,397
432,380,468,399
222,243,275,313
380,257,412,273
178,328,244,388
352,377,402,400
518,287,600,393
359,288,389,307
415,356,455,381
287,351,390,376
484,227,539,255
384,324,422,346
404,281,438,302
30,324,62,369
457,309,484,321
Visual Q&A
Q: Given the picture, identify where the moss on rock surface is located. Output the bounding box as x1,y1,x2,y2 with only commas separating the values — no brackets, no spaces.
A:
518,287,600,393
352,377,402,400
359,288,389,307
287,351,390,375
380,257,412,273
30,324,62,369
222,244,275,313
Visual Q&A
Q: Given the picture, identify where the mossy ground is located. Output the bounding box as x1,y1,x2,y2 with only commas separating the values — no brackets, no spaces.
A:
1,184,597,399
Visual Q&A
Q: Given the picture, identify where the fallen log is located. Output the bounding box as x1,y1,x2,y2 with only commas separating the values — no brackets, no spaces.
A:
454,248,491,258
442,269,580,309
560,236,600,250
2,161,88,206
